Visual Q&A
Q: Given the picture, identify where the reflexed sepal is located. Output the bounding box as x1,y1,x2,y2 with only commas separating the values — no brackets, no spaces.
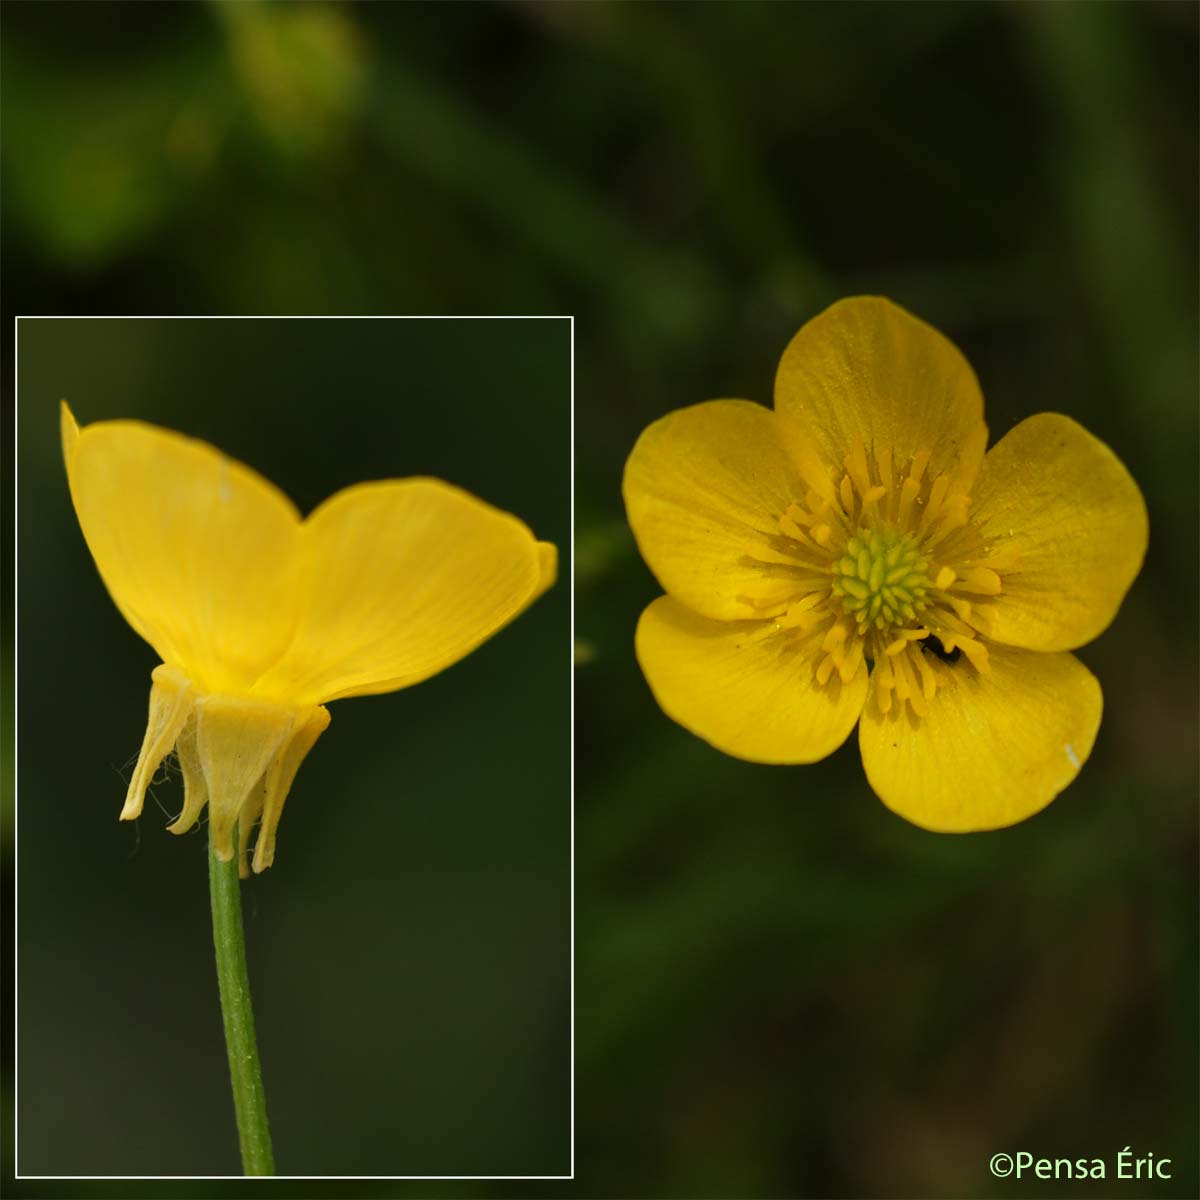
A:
252,705,330,874
125,664,329,871
123,665,193,820
193,693,297,865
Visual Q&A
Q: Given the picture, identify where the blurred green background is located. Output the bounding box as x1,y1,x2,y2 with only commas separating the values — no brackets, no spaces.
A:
4,1,1197,1198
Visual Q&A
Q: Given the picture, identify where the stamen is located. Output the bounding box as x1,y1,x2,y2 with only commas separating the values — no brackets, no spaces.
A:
778,513,807,541
912,647,938,700
891,651,914,701
932,609,976,637
957,567,1002,595
927,494,971,545
877,445,894,494
884,627,929,656
895,650,929,716
821,621,849,653
908,449,931,486
776,594,825,631
837,637,864,683
919,474,950,532
974,548,1022,572
839,474,855,518
956,636,991,674
844,443,873,498
897,477,920,526
780,520,825,554
861,485,887,511
774,437,999,718
869,647,899,714
948,596,973,623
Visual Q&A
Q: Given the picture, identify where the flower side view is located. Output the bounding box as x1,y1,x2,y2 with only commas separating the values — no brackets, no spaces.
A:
62,404,556,873
623,297,1147,831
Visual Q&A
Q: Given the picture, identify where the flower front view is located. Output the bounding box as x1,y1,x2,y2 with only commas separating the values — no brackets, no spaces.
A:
624,297,1147,831
63,403,556,873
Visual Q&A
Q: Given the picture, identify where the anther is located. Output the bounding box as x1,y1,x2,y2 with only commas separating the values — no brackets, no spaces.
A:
839,475,855,517
958,567,1002,595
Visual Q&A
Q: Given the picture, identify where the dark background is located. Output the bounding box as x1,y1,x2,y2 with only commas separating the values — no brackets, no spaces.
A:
3,1,1197,1198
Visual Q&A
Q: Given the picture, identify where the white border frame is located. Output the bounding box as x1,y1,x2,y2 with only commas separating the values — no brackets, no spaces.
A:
11,314,576,1185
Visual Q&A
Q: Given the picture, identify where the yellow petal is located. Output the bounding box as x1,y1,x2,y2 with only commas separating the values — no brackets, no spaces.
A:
534,540,558,601
60,400,80,463
968,413,1148,652
253,479,549,704
859,643,1101,832
623,400,818,620
635,595,868,764
774,296,988,491
63,409,301,692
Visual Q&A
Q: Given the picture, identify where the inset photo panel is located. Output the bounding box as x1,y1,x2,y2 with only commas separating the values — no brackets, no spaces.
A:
15,315,571,1179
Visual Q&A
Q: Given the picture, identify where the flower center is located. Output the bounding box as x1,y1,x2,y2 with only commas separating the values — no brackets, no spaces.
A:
771,439,1006,719
831,528,930,634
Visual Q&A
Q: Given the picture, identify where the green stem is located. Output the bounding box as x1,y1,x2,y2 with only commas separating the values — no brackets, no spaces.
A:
208,823,275,1176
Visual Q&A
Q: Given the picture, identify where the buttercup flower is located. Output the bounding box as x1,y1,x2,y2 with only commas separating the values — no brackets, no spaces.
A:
623,297,1147,831
63,404,555,873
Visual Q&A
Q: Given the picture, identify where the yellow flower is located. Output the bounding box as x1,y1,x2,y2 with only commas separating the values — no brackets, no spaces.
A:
62,403,556,873
623,297,1147,832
